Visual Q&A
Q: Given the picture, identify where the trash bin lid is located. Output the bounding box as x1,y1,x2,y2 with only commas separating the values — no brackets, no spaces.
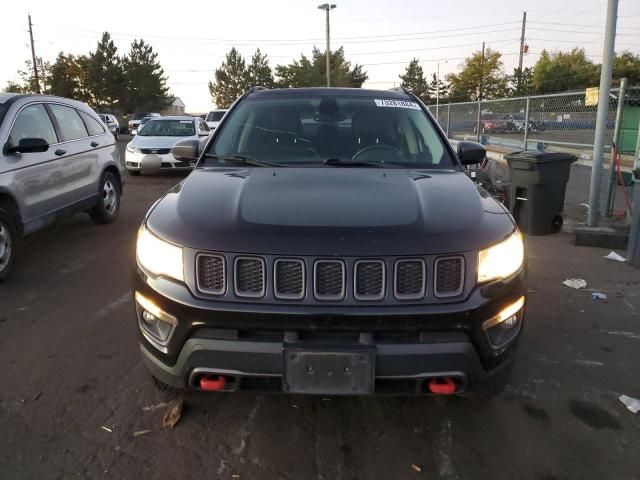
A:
504,151,577,164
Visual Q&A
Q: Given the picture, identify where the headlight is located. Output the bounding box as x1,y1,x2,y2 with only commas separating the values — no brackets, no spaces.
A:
136,226,184,281
477,230,524,283
126,144,140,153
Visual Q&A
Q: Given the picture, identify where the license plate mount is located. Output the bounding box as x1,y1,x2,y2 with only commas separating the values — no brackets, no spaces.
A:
282,346,375,395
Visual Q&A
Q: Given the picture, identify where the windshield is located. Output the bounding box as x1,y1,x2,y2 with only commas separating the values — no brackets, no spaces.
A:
131,112,152,120
206,111,226,122
206,95,454,168
138,119,195,137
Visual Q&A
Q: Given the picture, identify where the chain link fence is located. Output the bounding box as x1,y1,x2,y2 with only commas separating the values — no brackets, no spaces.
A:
427,87,640,153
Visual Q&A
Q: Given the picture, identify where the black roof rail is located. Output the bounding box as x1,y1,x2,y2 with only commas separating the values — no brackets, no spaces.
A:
248,85,269,93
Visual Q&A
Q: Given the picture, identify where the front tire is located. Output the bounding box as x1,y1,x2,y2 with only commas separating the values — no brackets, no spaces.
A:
114,129,120,141
0,208,18,282
89,171,120,224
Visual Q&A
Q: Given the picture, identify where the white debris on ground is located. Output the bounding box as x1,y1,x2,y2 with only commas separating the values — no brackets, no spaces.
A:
604,251,626,262
563,278,588,289
619,395,640,414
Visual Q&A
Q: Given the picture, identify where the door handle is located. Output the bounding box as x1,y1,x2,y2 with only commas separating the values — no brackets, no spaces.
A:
90,141,99,147
54,149,66,156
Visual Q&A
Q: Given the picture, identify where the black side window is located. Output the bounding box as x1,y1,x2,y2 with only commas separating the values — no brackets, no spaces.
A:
48,104,89,141
79,111,105,136
8,104,58,147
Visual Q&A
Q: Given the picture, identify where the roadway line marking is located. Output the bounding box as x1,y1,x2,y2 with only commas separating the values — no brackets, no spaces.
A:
94,292,131,319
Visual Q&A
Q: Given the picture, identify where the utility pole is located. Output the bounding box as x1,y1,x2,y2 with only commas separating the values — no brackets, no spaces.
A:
587,0,619,227
518,11,527,93
479,41,485,101
318,3,336,87
28,14,41,94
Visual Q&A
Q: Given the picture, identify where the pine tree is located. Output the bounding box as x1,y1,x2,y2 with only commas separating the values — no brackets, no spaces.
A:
246,49,274,88
426,73,450,102
49,53,82,99
208,48,249,108
275,47,367,88
123,39,171,112
87,32,124,109
398,59,429,101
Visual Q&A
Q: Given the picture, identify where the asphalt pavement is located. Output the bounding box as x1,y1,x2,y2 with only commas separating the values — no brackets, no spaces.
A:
1,137,639,479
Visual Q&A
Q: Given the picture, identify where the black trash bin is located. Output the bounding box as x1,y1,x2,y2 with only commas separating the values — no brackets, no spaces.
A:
504,151,577,235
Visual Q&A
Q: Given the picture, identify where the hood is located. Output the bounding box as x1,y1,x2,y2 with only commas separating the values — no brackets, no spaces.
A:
147,167,514,256
131,134,196,149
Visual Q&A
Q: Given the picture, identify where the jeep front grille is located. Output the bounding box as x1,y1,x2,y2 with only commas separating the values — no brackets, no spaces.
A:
274,259,305,300
314,260,345,300
434,256,464,298
234,257,266,297
354,260,385,300
194,253,468,303
196,254,226,294
394,259,426,299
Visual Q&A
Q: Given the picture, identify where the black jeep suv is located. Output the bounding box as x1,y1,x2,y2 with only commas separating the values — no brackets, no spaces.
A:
133,87,526,396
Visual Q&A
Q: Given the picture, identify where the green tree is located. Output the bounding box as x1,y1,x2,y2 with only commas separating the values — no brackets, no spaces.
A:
613,51,640,85
246,49,274,88
48,53,83,99
8,60,50,94
275,47,368,88
398,59,429,102
123,39,171,112
208,47,249,108
531,48,599,93
509,66,533,96
446,48,509,102
87,32,124,109
3,81,24,93
426,73,450,103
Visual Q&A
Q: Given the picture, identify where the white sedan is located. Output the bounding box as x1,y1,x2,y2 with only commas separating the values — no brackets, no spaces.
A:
125,116,211,175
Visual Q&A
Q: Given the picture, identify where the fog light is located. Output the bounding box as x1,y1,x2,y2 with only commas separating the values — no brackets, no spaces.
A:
483,296,525,348
135,292,177,349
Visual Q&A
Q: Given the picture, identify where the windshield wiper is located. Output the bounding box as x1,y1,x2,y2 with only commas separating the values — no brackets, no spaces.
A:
204,154,284,167
322,158,386,168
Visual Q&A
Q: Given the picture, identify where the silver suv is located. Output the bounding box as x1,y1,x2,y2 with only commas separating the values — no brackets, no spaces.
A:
0,93,125,281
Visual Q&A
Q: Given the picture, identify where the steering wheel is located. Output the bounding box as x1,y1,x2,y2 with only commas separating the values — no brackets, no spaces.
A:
351,144,404,163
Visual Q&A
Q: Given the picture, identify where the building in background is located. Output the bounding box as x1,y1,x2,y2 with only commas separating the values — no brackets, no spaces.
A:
161,97,186,116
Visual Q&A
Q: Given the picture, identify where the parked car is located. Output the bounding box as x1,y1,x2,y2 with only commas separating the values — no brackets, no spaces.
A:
128,112,160,133
204,109,227,130
125,116,210,175
133,87,526,397
475,114,510,134
131,116,152,136
98,113,120,140
0,93,124,281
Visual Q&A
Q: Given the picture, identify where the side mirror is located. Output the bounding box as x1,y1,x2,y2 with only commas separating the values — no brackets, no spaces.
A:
172,138,200,161
198,130,209,137
6,137,50,154
456,141,486,165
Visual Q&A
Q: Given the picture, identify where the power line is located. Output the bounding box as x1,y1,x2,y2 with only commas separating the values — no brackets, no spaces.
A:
37,22,522,45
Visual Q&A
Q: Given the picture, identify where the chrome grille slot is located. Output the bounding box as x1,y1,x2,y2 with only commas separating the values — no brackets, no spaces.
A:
434,256,464,298
354,260,385,300
196,254,226,294
234,257,266,298
394,259,426,299
274,259,305,300
314,260,345,300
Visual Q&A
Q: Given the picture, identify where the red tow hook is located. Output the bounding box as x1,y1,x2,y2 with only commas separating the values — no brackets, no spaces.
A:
199,375,227,391
428,377,457,395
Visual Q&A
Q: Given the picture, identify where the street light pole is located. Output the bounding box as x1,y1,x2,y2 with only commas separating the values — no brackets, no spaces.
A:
318,3,336,87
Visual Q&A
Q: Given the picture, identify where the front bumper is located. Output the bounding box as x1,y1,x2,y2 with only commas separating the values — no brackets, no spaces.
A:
125,151,195,172
133,268,526,395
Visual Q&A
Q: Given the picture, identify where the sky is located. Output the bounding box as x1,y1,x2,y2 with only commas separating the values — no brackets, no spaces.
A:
1,0,639,113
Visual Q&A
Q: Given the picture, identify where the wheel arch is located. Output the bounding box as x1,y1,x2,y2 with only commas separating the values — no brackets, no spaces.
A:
0,190,23,235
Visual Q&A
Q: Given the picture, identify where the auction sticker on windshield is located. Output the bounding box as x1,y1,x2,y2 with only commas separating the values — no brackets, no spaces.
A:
374,99,421,110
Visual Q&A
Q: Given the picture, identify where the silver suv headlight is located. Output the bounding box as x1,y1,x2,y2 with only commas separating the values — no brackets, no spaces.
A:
477,230,524,283
136,225,184,281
